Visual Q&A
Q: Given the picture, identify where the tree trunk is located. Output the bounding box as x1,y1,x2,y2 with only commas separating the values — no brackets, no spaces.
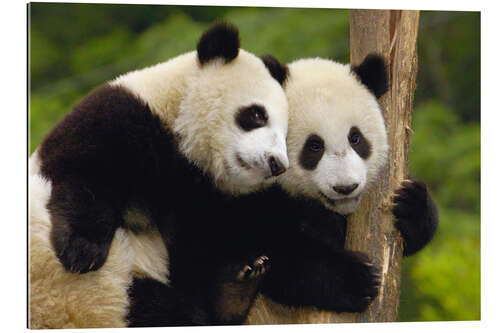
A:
246,9,420,324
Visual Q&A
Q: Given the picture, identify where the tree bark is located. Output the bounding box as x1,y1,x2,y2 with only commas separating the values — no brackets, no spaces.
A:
246,9,420,324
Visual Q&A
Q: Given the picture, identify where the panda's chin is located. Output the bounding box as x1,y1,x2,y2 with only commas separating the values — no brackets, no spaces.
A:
319,192,361,215
221,154,270,191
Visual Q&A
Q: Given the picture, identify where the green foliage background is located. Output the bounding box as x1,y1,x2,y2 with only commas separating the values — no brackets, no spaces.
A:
29,3,480,322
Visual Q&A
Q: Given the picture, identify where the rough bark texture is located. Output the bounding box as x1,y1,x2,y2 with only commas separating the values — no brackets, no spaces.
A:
345,9,419,322
246,9,420,325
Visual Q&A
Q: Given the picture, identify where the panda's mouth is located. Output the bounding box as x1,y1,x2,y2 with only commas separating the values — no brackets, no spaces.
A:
319,192,360,206
236,153,275,179
236,154,253,171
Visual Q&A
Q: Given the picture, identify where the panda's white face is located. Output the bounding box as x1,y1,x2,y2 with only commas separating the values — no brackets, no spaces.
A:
174,50,289,193
278,58,388,215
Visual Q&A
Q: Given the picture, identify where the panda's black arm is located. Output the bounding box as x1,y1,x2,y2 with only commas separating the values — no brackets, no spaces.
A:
253,196,378,313
39,84,177,273
260,244,380,313
47,178,124,274
392,178,439,256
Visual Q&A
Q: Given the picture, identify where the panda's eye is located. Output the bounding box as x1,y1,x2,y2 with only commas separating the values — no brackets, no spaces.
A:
349,132,361,145
253,108,266,121
236,104,268,131
308,139,324,152
300,134,325,170
348,126,372,160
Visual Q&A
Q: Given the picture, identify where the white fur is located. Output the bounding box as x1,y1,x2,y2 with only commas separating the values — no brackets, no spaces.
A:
29,149,41,175
278,58,388,215
29,152,172,328
128,229,169,285
28,169,133,328
113,50,289,194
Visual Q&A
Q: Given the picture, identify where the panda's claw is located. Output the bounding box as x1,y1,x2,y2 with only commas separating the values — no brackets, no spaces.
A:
333,251,381,312
236,255,271,281
391,178,438,256
237,265,253,281
54,231,111,274
363,296,374,303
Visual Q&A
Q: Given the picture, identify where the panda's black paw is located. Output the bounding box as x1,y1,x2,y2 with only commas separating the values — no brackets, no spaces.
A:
52,229,111,274
392,178,439,256
335,251,381,312
236,255,271,281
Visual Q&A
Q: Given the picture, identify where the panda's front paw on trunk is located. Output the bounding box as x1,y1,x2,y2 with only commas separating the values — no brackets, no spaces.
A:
51,227,112,274
392,178,439,256
335,251,381,312
236,255,271,281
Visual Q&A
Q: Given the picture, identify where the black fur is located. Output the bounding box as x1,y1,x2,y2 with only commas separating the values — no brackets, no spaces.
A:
299,134,325,170
351,53,388,99
349,126,372,160
392,179,439,256
262,248,380,312
197,22,240,65
127,278,209,327
254,177,438,312
127,256,268,327
252,192,381,313
40,84,163,273
210,256,270,324
260,54,289,86
235,104,268,132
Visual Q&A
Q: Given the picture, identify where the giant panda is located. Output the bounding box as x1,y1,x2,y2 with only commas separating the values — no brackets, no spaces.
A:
121,54,439,322
244,54,439,319
28,22,290,328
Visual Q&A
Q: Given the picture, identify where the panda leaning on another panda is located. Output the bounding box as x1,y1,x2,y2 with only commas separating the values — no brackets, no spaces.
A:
244,54,439,316
29,22,291,328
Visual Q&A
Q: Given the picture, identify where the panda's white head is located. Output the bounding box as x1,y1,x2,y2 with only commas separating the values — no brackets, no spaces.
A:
278,55,389,215
174,23,289,194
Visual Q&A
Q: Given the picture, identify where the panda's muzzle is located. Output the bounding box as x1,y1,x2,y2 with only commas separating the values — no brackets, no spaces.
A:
268,156,286,177
332,183,359,195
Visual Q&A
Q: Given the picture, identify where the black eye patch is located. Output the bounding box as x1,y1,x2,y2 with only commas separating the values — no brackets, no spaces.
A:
235,104,268,131
299,134,325,170
348,126,371,159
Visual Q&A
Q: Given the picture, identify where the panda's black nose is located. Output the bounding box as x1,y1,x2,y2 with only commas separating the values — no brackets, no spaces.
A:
268,156,286,177
333,184,359,195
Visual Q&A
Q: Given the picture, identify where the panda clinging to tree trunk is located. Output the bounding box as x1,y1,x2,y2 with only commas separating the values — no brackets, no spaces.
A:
245,54,439,316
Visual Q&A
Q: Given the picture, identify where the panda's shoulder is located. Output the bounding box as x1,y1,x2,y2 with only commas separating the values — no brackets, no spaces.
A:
38,84,175,181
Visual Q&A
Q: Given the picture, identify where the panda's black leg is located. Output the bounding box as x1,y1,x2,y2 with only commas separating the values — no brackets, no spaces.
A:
392,178,439,256
261,248,380,313
210,255,271,324
127,277,210,327
48,179,122,273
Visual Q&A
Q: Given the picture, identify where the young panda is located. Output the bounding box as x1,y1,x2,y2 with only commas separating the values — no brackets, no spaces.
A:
245,54,439,315
29,22,290,327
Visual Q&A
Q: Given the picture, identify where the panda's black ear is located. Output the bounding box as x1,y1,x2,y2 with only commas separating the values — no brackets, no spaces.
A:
260,54,289,86
197,22,240,65
351,53,388,99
